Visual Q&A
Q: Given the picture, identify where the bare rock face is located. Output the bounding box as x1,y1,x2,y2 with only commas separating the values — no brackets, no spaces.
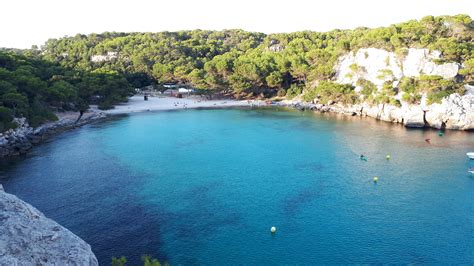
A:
90,51,118,62
380,104,404,123
361,103,382,119
0,186,98,265
402,105,426,128
360,103,426,127
425,93,474,130
335,48,460,88
327,47,473,130
401,49,459,78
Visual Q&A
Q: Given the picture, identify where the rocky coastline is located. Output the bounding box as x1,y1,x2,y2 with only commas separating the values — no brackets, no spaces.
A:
0,111,106,159
1,89,472,160
278,91,474,130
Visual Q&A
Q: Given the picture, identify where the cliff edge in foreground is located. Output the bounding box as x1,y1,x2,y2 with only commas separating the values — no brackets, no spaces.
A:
0,185,98,265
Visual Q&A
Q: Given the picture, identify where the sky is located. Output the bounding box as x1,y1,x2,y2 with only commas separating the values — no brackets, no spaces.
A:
1,0,473,49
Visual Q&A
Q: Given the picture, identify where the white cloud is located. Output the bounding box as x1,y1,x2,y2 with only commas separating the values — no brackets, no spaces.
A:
1,0,473,48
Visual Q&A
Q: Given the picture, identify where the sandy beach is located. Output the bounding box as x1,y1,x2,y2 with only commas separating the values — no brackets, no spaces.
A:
98,95,266,115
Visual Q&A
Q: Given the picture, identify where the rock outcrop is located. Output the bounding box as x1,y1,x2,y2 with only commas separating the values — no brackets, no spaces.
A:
335,48,460,89
90,51,118,62
0,185,98,265
424,93,474,130
280,90,474,130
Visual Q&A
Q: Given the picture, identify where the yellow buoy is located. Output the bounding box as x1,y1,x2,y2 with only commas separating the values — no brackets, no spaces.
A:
373,176,379,183
386,155,391,160
270,226,277,233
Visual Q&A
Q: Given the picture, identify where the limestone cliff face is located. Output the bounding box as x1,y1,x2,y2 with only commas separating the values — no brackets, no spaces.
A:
90,51,118,62
423,89,474,130
0,185,98,265
335,48,459,88
281,94,474,130
324,48,473,130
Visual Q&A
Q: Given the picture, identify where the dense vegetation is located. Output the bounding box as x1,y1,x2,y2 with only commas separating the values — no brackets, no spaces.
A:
0,14,472,131
42,14,473,97
0,50,132,131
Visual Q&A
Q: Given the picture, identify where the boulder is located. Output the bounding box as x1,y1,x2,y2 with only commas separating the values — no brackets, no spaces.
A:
361,103,382,119
381,104,404,123
403,105,426,127
0,189,98,265
424,93,474,130
424,109,445,129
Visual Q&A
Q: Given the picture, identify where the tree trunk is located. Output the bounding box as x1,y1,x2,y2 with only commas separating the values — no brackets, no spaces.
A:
75,110,84,124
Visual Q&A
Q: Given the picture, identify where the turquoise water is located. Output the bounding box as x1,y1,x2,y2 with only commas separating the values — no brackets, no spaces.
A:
1,108,473,264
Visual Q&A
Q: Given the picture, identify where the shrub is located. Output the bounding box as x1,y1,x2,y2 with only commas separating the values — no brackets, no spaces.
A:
98,100,115,110
0,106,16,132
377,69,394,80
389,98,402,107
427,90,450,104
349,63,367,75
276,88,286,97
399,77,417,93
142,255,166,266
111,256,127,266
304,81,357,104
349,63,358,72
285,84,303,99
459,58,474,83
28,112,58,127
356,79,377,98
402,92,422,104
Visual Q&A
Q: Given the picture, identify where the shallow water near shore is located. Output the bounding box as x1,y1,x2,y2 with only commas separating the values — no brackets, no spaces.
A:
1,108,473,264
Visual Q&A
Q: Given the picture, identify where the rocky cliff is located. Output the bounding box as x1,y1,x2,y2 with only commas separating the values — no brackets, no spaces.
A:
293,48,473,130
335,48,460,87
0,185,98,265
283,87,474,130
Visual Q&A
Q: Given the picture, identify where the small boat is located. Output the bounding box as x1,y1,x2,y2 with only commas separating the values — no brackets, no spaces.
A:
467,152,474,159
469,168,474,174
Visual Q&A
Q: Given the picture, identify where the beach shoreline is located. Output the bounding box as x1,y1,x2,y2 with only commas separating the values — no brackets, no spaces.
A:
97,95,266,115
0,96,267,159
2,94,471,159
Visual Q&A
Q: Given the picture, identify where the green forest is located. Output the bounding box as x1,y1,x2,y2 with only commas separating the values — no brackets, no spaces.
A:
1,14,473,131
0,51,132,131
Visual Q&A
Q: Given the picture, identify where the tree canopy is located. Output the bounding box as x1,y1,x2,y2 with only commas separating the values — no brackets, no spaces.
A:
41,15,472,98
0,50,132,131
0,14,472,131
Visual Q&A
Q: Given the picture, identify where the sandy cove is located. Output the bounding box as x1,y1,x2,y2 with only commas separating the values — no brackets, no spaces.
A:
0,96,266,158
98,95,266,115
